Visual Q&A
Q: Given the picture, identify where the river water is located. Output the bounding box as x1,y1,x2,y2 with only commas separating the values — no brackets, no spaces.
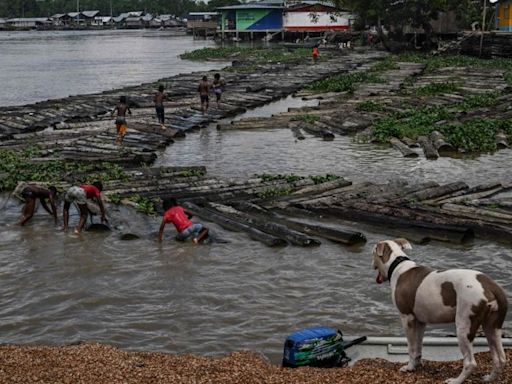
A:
0,29,226,106
0,32,511,364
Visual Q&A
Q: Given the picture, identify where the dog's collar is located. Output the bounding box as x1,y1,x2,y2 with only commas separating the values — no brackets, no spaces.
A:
387,256,410,282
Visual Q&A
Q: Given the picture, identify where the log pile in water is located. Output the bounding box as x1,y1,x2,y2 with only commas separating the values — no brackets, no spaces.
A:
276,178,512,244
0,50,387,165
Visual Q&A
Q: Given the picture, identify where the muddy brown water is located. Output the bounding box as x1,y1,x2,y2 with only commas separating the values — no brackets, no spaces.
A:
1,46,512,363
2,115,512,364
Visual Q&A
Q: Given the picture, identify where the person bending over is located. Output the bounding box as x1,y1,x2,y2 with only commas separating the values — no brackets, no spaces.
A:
63,181,106,234
158,197,208,244
17,184,58,226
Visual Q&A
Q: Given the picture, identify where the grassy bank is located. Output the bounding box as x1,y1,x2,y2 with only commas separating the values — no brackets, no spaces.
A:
181,46,319,66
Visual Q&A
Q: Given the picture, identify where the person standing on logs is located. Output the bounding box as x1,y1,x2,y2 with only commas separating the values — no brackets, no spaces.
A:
198,75,211,115
15,183,58,226
312,44,319,64
158,197,208,244
212,73,226,108
112,95,131,145
63,181,107,234
154,84,167,130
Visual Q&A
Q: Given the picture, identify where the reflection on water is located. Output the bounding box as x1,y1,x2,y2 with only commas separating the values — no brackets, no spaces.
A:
157,125,512,187
0,30,228,106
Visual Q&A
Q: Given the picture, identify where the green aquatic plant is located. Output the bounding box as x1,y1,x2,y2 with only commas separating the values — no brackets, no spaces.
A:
255,173,305,183
257,187,293,199
355,101,384,112
307,71,385,93
291,114,320,124
0,147,129,191
414,82,461,96
309,174,340,184
128,195,158,215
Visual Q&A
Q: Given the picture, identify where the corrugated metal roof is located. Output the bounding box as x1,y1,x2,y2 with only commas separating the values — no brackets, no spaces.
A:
7,18,50,22
82,10,100,18
51,14,66,19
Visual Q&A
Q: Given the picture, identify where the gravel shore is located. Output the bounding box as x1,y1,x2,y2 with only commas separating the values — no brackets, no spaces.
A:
0,343,510,383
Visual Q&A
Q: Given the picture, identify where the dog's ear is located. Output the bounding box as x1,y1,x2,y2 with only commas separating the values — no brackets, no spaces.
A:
394,238,412,251
375,241,393,264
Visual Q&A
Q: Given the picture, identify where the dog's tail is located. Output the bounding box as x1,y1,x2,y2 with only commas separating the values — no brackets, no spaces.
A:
486,280,508,330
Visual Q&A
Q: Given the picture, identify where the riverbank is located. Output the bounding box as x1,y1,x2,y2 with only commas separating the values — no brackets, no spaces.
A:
0,342,510,383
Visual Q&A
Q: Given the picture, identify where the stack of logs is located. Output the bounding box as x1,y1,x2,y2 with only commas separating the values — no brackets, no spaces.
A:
87,166,512,247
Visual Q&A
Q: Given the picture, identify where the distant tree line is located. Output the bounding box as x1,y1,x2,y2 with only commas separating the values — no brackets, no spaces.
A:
0,0,242,18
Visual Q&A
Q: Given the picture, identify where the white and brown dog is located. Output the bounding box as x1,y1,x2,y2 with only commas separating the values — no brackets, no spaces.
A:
372,238,508,384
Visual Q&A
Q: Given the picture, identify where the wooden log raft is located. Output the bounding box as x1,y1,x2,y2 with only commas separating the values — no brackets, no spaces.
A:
207,203,321,246
389,137,419,158
313,204,474,244
417,135,439,159
231,201,366,245
182,202,286,247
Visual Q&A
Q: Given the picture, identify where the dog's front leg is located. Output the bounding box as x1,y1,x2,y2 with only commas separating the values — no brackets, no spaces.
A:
399,315,424,372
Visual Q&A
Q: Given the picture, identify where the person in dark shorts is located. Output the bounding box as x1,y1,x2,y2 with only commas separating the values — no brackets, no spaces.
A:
158,197,208,244
16,183,58,226
112,96,131,145
154,84,167,130
198,75,211,115
212,73,226,107
63,181,107,234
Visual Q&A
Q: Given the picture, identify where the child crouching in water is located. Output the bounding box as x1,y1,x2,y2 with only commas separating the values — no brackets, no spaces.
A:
158,197,209,244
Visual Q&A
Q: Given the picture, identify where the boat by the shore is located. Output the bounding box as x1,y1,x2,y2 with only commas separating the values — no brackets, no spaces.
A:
349,336,512,364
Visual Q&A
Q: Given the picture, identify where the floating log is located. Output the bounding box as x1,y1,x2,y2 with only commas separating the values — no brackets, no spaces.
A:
313,205,474,244
390,181,468,205
207,203,321,247
496,130,509,149
441,203,512,224
389,137,419,158
231,201,366,245
434,183,508,205
183,202,286,247
401,136,420,148
417,135,439,159
430,131,455,154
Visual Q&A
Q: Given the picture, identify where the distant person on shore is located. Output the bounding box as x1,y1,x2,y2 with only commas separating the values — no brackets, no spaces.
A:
14,183,58,226
154,84,167,130
198,75,211,114
212,73,226,107
312,45,319,64
158,197,208,244
63,181,107,234
112,96,131,145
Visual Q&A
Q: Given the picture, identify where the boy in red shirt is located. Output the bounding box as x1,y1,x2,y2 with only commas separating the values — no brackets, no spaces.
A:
63,181,107,234
158,197,208,244
312,45,319,64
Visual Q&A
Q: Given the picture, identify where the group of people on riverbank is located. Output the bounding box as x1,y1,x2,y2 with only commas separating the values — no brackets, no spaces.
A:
111,73,226,144
14,183,208,243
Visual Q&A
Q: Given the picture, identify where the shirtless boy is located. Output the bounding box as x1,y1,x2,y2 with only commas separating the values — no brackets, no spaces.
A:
17,184,58,226
198,76,211,115
112,96,132,145
154,84,167,129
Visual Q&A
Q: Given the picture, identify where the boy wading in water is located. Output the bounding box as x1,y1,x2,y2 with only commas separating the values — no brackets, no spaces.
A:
15,183,58,226
158,198,208,244
212,73,226,107
154,84,167,130
112,96,131,145
198,75,211,115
